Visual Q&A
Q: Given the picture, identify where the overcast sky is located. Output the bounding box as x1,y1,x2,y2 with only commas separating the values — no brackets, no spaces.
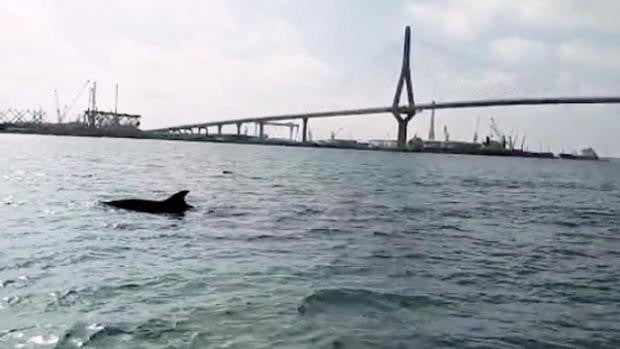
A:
2,0,619,155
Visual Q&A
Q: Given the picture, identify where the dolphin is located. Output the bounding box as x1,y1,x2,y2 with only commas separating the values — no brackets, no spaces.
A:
102,190,193,214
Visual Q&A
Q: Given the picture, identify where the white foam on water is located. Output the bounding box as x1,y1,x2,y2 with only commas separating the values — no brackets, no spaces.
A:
15,344,25,348
72,339,84,347
88,323,104,331
28,334,59,345
4,295,20,305
18,275,28,281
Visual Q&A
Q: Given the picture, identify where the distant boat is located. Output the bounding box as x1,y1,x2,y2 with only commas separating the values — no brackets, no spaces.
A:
559,147,599,160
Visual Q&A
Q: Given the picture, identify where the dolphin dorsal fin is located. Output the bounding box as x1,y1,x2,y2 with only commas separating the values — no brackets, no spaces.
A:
164,190,190,205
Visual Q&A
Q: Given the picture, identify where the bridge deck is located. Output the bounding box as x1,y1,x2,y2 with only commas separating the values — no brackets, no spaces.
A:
148,96,620,132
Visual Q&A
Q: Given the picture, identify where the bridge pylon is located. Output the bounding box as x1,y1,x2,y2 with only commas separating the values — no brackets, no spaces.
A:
392,26,416,148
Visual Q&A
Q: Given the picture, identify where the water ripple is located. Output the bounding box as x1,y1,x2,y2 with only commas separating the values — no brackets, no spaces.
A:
0,136,619,348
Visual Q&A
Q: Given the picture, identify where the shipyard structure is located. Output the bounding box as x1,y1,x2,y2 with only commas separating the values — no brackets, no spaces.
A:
0,81,141,138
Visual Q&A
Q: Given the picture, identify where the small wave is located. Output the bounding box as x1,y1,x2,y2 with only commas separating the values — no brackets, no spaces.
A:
371,251,393,259
410,179,443,187
139,233,194,241
309,228,350,235
48,277,174,310
88,323,105,331
433,224,468,232
442,208,473,219
295,207,323,215
3,295,24,306
550,247,594,259
206,209,250,218
0,327,36,341
298,288,447,315
117,283,142,290
110,222,142,230
134,318,179,340
397,206,431,215
246,234,299,242
48,289,81,309
0,279,16,287
575,208,617,219
55,322,132,348
388,270,415,278
373,231,390,237
2,195,14,205
552,220,580,228
28,334,59,345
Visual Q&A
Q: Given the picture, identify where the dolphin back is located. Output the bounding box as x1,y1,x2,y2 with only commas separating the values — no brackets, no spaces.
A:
164,190,192,208
103,190,192,214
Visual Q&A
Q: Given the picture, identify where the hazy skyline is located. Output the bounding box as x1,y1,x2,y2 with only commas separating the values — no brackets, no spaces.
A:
2,1,619,155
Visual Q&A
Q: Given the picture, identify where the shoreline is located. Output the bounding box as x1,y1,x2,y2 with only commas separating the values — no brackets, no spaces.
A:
0,128,598,161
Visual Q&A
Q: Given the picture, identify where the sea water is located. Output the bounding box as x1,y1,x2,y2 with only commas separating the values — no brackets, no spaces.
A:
1,134,619,348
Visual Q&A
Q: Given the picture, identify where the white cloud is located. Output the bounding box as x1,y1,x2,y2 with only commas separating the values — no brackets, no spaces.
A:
407,1,506,41
558,41,620,72
490,37,548,66
407,0,620,42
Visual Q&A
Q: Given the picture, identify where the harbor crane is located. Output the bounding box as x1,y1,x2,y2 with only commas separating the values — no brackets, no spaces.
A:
54,80,90,123
489,117,507,147
330,127,345,140
473,116,480,143
54,90,62,123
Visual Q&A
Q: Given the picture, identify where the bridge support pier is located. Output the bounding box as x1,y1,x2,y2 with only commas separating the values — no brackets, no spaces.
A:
217,125,222,135
258,122,265,138
396,118,409,148
236,122,242,135
302,118,308,143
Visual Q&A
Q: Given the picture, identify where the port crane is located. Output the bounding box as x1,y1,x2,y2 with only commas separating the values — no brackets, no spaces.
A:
54,90,62,123
473,116,480,143
330,127,344,140
54,80,90,123
489,117,507,147
443,125,450,142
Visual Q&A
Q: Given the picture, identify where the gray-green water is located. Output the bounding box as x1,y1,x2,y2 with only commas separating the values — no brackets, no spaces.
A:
1,134,619,348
